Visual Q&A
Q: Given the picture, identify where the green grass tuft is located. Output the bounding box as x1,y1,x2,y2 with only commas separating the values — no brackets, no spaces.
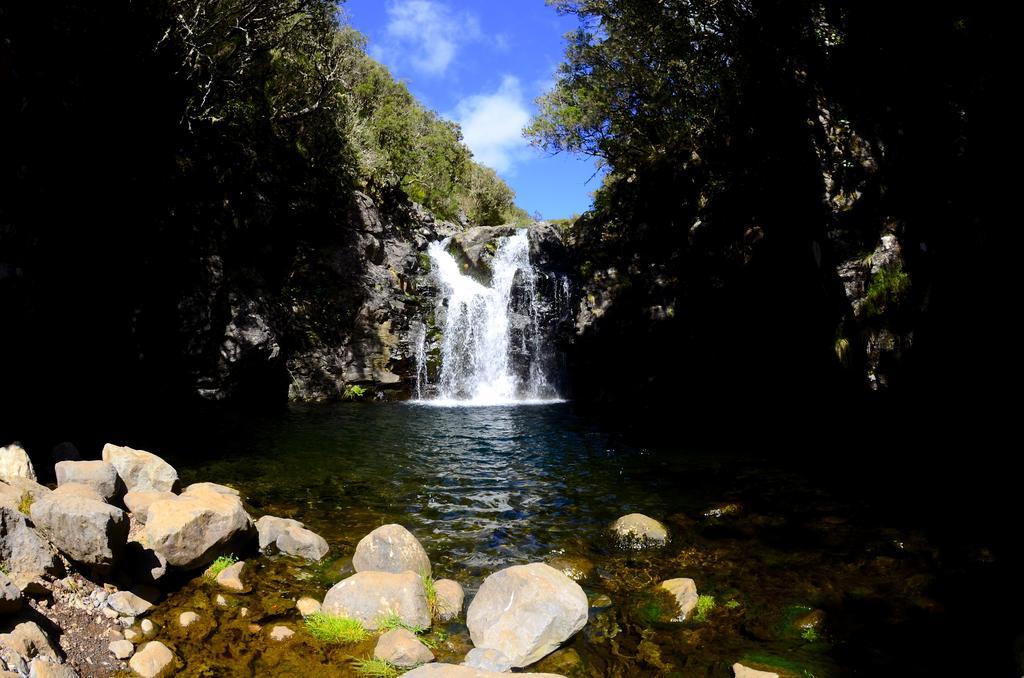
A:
304,613,369,644
203,554,238,580
377,611,427,634
725,599,741,609
801,626,820,642
422,573,438,619
353,658,399,677
694,594,716,621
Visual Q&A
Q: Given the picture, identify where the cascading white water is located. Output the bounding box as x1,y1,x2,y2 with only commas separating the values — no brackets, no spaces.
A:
417,229,561,405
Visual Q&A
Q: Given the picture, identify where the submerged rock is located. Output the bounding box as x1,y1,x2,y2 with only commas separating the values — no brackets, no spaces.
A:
463,647,512,672
660,578,699,622
353,524,431,576
102,444,179,493
54,460,121,503
29,493,128,567
269,625,294,641
733,664,779,678
0,444,35,482
144,483,255,570
466,562,587,667
296,597,321,617
546,555,595,582
375,628,434,667
255,515,328,561
402,665,565,678
215,561,248,592
321,570,430,631
178,611,200,628
611,513,668,547
433,578,464,622
129,641,175,678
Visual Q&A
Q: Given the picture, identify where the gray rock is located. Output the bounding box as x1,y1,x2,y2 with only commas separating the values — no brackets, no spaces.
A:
50,484,102,501
0,621,61,661
352,524,430,576
0,506,62,580
29,493,128,567
123,491,176,523
466,562,587,668
128,641,174,678
611,513,668,547
733,664,779,678
27,660,77,678
660,578,698,622
402,665,565,678
101,444,179,493
0,572,23,613
0,477,50,509
255,515,329,561
0,444,35,482
322,570,430,631
54,460,121,503
109,639,134,659
107,588,156,617
143,483,255,570
215,561,247,592
433,579,464,622
375,628,434,667
463,648,511,672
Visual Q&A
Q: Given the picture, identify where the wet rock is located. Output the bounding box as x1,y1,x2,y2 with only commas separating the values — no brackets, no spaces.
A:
703,503,742,519
463,647,511,672
546,555,595,582
611,513,668,547
140,619,156,638
353,524,431,576
0,621,61,661
215,561,247,592
29,493,128,567
269,625,294,641
433,579,464,622
144,483,255,570
733,664,779,678
794,609,826,631
467,562,587,667
129,641,174,678
109,639,134,659
0,444,35,482
660,578,699,622
107,589,156,617
296,597,321,617
402,665,564,678
54,460,121,503
322,570,430,631
101,444,178,493
178,611,200,628
124,628,141,642
215,594,227,607
375,628,434,667
0,506,62,580
123,491,176,524
27,660,77,678
589,594,612,610
255,515,329,561
0,572,23,613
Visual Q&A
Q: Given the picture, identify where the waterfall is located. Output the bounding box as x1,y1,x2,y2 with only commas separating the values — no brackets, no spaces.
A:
418,229,562,405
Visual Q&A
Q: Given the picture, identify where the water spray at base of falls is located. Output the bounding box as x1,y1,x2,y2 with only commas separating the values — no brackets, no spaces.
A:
415,229,564,406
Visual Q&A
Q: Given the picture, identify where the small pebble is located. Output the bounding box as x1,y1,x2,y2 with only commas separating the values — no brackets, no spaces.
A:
179,611,200,628
269,626,294,641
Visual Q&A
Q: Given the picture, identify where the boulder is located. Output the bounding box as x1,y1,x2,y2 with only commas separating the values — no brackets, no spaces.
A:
433,579,464,622
27,660,77,678
0,477,50,509
463,648,511,672
0,506,62,579
0,621,61,661
660,578,698,622
402,665,565,678
466,563,587,668
255,516,329,561
375,628,434,667
123,491,176,523
128,641,175,678
54,461,121,503
321,570,430,631
29,493,128,567
215,561,247,592
143,484,255,570
611,513,668,547
101,444,178,493
0,572,23,613
352,524,430,576
0,444,35,482
733,664,779,678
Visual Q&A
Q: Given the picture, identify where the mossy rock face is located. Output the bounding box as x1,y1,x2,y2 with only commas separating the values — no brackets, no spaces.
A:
533,647,586,677
631,587,682,625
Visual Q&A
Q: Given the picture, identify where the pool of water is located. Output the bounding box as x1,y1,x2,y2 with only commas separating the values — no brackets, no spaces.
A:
132,402,1015,676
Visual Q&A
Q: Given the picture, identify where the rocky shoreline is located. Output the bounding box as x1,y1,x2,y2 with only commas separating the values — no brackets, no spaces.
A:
2,441,784,677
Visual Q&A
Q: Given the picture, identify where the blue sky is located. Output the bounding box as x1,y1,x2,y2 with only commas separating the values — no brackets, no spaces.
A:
343,0,599,220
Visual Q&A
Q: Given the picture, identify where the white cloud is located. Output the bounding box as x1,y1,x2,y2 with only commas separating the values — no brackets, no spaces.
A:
453,76,532,173
381,0,480,76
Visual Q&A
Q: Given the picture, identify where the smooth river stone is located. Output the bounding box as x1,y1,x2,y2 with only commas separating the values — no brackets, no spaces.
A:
321,570,429,630
353,523,431,576
611,513,668,546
